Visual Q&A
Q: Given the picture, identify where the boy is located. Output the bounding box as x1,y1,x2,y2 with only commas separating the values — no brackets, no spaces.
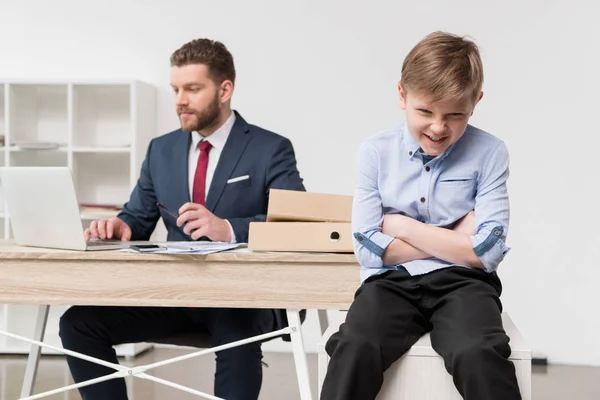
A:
320,32,521,400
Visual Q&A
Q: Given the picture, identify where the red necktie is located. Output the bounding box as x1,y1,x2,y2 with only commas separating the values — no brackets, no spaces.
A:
193,140,212,205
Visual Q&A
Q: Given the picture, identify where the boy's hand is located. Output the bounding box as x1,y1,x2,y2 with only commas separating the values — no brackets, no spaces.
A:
382,214,417,238
453,211,476,236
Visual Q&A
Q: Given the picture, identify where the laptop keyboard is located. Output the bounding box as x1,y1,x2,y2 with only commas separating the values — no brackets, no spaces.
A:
86,239,123,247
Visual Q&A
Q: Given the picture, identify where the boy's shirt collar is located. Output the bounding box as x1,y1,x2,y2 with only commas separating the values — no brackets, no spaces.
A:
401,123,464,162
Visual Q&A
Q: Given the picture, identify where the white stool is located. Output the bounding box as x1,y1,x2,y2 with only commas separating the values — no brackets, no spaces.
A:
317,313,531,400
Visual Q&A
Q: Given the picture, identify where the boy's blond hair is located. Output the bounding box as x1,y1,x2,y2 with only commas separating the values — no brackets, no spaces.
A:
400,31,483,104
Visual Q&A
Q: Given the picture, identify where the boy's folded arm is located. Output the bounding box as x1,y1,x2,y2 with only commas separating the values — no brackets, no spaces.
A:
379,213,433,265
391,218,484,268
351,142,433,268
467,141,511,272
353,227,431,268
381,237,431,266
392,141,511,272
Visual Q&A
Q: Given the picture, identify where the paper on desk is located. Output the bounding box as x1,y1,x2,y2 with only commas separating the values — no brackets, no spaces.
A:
159,242,247,254
164,241,246,253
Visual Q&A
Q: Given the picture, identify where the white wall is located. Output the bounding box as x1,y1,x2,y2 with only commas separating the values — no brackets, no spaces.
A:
1,0,599,365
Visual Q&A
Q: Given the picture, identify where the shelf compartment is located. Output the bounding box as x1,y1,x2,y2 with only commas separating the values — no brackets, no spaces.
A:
71,146,131,153
8,84,68,146
72,84,131,148
9,150,68,167
0,84,5,144
72,152,131,207
0,151,5,215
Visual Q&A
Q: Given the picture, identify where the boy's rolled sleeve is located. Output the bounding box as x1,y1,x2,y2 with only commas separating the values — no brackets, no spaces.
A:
352,142,394,269
470,141,511,272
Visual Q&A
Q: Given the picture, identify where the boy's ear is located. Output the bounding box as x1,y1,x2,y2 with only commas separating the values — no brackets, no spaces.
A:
471,91,484,116
398,83,407,110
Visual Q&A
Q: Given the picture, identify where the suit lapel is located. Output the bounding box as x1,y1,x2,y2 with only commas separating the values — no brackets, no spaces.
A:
205,112,251,212
174,130,192,205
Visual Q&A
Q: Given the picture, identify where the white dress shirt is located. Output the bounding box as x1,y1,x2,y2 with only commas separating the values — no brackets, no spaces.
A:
188,112,237,242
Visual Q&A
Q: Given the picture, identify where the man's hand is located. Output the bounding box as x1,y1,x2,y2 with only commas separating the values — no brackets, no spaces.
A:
452,211,476,236
177,202,232,242
85,218,132,241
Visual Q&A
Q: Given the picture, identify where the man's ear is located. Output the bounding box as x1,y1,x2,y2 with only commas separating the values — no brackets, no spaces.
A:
398,83,407,110
220,80,234,103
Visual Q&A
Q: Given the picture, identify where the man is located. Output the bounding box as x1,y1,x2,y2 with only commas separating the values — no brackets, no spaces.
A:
59,38,305,400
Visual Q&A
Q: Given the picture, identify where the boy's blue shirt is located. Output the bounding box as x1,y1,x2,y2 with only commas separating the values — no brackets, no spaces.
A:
352,123,510,284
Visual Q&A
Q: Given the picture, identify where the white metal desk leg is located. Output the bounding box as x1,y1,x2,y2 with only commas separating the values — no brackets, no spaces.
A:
20,305,50,398
286,309,313,400
317,310,329,336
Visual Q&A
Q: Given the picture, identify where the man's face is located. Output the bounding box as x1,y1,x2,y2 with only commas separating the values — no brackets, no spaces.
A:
399,85,481,156
170,63,222,133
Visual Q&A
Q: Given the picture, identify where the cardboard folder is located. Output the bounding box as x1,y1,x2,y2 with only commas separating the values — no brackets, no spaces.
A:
248,189,355,253
248,222,353,253
266,189,353,222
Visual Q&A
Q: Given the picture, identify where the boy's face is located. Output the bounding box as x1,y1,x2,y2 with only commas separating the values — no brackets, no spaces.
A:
399,85,482,156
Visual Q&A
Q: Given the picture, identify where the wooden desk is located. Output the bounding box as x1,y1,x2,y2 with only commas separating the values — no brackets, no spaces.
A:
0,241,360,400
0,241,358,310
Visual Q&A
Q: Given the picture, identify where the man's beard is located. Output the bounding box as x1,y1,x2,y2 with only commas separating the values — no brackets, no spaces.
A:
178,94,221,133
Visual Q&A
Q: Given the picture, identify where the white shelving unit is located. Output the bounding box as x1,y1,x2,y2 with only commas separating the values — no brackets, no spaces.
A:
0,80,157,358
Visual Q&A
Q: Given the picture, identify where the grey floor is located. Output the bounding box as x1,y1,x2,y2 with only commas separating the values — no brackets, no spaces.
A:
1,348,599,399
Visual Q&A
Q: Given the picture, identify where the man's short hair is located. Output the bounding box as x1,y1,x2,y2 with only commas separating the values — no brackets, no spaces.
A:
170,38,236,85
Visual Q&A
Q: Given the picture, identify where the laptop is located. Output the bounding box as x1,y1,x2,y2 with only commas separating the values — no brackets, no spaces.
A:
0,166,128,251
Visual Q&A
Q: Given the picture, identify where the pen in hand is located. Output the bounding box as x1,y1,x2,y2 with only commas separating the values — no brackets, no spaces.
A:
156,202,179,220
157,202,192,237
